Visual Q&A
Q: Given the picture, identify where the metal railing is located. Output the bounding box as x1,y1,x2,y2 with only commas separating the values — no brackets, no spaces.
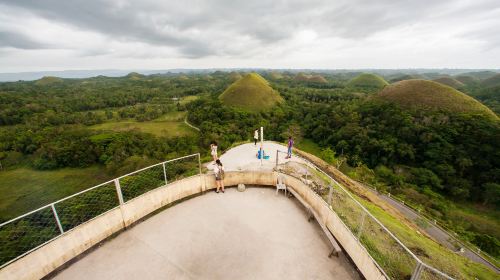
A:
275,150,456,280
0,153,201,269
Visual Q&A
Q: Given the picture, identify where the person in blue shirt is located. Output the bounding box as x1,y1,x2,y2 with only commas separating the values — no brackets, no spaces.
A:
286,136,294,159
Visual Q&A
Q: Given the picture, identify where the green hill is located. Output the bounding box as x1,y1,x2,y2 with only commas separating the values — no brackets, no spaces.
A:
376,79,498,119
347,73,388,89
460,71,498,80
126,72,145,80
454,75,479,85
294,73,327,83
35,76,63,86
389,74,426,83
219,73,283,111
229,72,242,82
432,77,464,89
481,74,500,88
269,71,284,80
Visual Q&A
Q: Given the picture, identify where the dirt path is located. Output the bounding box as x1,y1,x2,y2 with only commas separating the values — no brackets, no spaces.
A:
183,117,200,131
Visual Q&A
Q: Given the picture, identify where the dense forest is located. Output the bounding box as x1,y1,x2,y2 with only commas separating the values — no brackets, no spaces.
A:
0,70,499,259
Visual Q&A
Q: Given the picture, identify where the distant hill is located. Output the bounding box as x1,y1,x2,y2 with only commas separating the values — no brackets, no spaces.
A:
269,71,284,80
460,71,498,80
376,79,497,119
294,73,327,83
481,74,500,88
126,72,145,80
35,76,64,86
455,75,479,85
432,77,464,89
229,72,242,82
347,73,388,90
389,74,426,83
219,73,283,111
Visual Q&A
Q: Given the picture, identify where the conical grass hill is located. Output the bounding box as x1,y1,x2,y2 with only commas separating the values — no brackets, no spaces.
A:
294,73,327,83
219,73,283,112
35,76,63,86
347,73,388,90
376,79,498,119
432,77,464,89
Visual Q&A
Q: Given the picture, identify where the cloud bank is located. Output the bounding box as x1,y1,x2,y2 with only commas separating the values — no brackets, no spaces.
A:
0,0,499,71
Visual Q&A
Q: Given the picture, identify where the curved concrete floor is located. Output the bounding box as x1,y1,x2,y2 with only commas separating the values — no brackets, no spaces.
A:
52,187,360,280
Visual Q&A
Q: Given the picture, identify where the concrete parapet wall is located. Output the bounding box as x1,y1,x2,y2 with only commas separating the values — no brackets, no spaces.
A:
0,171,384,280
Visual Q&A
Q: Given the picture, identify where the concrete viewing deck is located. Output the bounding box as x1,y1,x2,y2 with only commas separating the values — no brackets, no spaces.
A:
52,187,360,280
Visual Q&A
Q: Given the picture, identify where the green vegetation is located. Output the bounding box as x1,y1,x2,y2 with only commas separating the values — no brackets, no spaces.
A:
90,112,196,138
376,79,498,119
347,73,388,91
0,166,113,221
432,77,464,89
219,72,283,111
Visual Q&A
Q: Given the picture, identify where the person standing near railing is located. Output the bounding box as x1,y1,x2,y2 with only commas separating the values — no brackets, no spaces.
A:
254,129,259,146
210,141,218,161
285,136,294,159
214,159,225,193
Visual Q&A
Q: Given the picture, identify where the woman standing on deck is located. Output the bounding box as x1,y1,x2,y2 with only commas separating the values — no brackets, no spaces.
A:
210,141,218,161
214,159,225,193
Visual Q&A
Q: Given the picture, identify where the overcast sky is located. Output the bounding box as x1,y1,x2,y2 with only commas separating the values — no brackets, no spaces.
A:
0,0,499,72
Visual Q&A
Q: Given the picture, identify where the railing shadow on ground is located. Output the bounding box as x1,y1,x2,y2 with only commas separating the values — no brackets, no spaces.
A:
0,153,201,269
275,149,455,280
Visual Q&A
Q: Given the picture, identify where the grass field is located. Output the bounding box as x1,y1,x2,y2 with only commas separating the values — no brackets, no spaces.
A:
0,166,113,222
90,111,197,138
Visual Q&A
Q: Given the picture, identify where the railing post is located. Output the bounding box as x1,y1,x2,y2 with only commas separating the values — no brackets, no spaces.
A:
198,153,202,176
162,162,168,186
410,261,424,280
114,179,124,205
51,203,64,234
357,211,366,240
327,185,334,205
275,150,279,168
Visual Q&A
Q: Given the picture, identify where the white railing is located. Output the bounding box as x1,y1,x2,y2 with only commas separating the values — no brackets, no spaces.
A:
0,153,201,269
275,150,455,280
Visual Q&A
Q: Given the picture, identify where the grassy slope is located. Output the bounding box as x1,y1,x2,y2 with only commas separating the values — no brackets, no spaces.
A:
347,73,389,89
376,79,498,119
0,166,113,221
90,111,196,138
295,147,497,279
219,73,283,111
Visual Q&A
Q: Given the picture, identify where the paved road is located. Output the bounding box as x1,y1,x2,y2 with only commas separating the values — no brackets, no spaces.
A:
363,185,499,273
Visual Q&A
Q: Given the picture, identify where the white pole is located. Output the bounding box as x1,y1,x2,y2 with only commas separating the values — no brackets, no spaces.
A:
260,126,263,166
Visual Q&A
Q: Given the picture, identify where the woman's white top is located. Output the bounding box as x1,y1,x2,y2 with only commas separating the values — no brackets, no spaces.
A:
213,164,224,175
211,145,217,155
254,131,258,139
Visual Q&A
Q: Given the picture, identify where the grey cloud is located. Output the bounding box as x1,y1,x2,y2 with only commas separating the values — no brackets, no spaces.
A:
0,31,50,49
0,0,498,58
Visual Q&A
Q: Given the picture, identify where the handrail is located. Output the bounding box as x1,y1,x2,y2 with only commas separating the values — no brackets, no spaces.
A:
0,153,201,269
275,149,456,280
